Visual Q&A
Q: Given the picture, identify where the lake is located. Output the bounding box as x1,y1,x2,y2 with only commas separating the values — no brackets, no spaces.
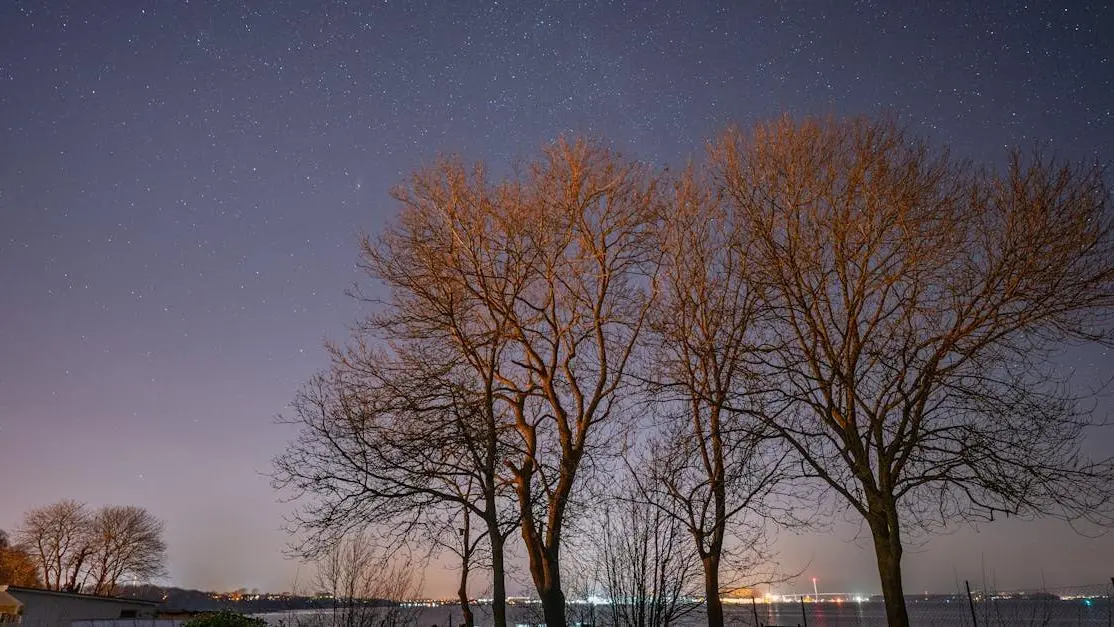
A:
258,597,1114,626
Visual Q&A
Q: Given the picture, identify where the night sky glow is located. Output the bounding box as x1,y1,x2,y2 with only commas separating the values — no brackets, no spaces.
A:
1,0,1112,596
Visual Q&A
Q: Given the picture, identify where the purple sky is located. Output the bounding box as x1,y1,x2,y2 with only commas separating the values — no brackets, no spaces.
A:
1,0,1112,597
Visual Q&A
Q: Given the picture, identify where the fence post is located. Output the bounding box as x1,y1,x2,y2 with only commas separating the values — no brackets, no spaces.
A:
965,580,978,627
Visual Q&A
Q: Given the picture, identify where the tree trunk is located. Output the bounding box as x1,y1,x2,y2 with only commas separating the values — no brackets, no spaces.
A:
703,554,724,627
869,508,909,627
489,529,507,627
525,540,567,627
457,556,474,627
516,470,568,627
538,572,567,627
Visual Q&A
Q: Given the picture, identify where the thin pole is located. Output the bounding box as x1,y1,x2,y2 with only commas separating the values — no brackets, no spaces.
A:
751,595,760,627
800,596,808,627
965,580,978,627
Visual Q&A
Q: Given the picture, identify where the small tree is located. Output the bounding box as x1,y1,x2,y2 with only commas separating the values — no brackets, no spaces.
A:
419,501,489,627
14,501,166,593
591,481,703,627
15,500,93,591
87,505,167,595
714,115,1114,626
275,344,519,627
183,611,267,627
312,533,421,627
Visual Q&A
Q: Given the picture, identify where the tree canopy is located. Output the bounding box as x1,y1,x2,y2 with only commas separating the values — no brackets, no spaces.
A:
277,116,1114,627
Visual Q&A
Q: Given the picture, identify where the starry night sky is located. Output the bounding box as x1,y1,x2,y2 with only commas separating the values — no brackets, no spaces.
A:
2,0,1112,596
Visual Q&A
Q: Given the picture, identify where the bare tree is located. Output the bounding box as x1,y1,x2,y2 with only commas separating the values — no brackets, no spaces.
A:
413,491,493,627
471,139,661,627
87,505,167,595
275,314,519,625
351,138,662,626
642,165,794,627
15,500,93,591
591,480,703,627
311,533,421,627
14,502,165,594
713,115,1114,626
441,502,489,627
0,529,41,587
353,155,536,627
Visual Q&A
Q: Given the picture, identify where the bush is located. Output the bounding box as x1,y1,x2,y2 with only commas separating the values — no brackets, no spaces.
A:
182,610,268,627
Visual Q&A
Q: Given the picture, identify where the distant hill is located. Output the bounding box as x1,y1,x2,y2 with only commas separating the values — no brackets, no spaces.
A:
117,584,332,613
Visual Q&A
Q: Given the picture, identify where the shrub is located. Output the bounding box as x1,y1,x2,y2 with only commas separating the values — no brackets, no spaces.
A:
182,610,268,627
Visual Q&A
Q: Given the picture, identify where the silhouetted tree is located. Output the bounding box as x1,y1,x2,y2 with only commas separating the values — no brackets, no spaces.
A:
15,501,166,593
420,500,488,627
713,115,1114,626
590,480,702,627
16,500,93,591
87,505,167,595
275,337,519,627
311,533,420,627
